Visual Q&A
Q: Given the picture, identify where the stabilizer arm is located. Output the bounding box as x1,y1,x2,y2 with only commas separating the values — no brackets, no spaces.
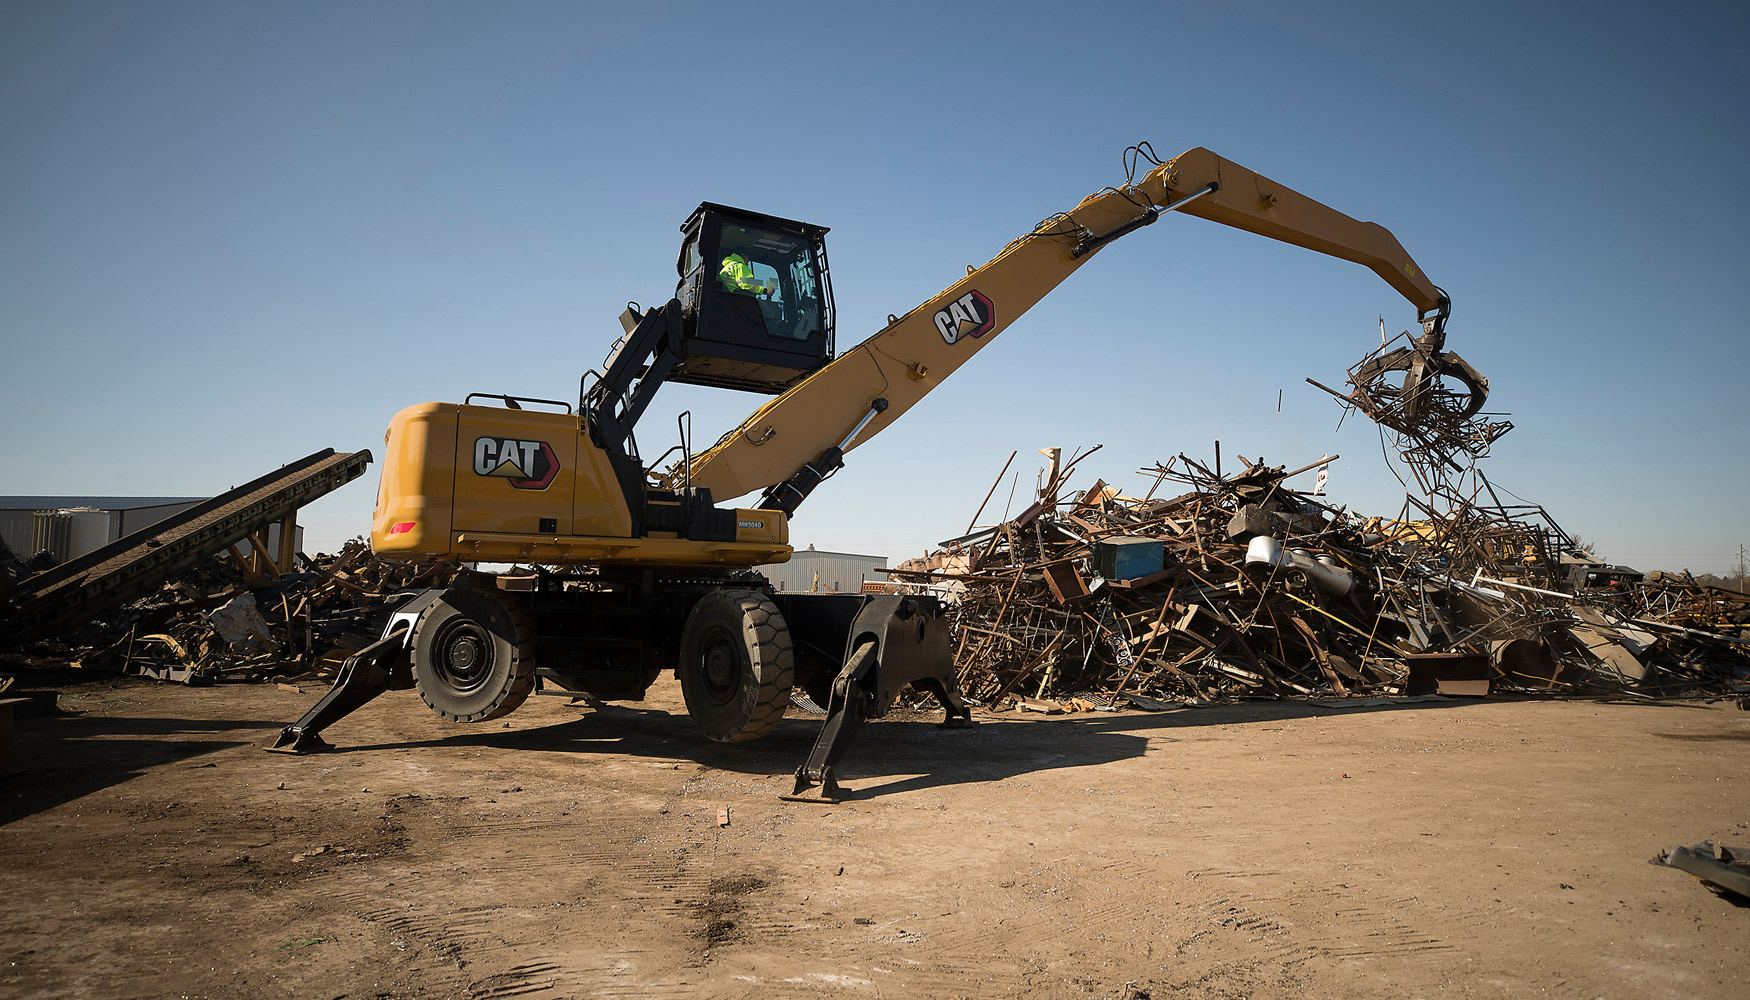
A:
265,591,442,754
781,594,973,804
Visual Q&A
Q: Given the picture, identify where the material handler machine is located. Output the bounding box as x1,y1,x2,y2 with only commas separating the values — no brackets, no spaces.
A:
274,143,1487,801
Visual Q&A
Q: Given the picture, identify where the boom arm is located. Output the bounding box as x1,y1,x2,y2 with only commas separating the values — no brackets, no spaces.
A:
688,146,1446,508
1158,147,1444,318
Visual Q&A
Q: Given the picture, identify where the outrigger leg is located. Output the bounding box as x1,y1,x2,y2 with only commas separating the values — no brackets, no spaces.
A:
784,642,877,803
781,595,974,804
265,592,440,754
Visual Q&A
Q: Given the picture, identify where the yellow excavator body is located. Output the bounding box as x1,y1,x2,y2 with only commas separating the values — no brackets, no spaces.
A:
370,402,789,567
271,141,1476,800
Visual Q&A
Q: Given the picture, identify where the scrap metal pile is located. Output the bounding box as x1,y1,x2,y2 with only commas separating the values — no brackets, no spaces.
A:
890,447,1748,708
37,540,458,685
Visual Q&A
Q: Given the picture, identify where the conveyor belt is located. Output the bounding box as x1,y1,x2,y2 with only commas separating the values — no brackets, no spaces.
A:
0,448,371,647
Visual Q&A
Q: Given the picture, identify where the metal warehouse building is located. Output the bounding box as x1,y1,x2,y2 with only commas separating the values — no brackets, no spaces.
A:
0,496,305,567
0,497,203,564
756,544,887,594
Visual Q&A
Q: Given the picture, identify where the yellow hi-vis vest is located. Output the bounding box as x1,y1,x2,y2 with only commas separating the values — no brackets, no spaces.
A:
720,253,767,294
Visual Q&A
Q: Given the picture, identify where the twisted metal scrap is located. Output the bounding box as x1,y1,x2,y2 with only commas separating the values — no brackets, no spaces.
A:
1312,331,1513,483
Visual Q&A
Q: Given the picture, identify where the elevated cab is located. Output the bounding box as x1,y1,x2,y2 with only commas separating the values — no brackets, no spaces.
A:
669,203,836,393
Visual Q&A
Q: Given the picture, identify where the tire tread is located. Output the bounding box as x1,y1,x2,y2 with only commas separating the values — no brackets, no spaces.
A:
679,587,793,742
414,585,537,724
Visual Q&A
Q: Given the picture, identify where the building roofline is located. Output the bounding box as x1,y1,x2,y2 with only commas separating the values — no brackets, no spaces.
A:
776,549,889,562
0,497,206,511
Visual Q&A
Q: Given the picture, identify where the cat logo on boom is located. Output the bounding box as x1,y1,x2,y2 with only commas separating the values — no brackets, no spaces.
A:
473,437,559,490
933,290,995,345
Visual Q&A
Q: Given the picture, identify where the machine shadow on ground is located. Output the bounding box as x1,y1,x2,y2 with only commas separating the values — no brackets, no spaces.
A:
1,710,277,824
305,695,1495,801
6,689,1695,821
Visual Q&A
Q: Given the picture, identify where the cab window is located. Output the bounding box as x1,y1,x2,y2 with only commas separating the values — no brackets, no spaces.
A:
717,221,822,341
681,235,702,277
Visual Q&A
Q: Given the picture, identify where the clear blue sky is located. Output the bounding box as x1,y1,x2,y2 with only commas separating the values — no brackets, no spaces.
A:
3,1,1745,572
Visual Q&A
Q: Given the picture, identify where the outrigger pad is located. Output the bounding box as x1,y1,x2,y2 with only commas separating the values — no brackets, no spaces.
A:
782,765,849,804
265,729,334,755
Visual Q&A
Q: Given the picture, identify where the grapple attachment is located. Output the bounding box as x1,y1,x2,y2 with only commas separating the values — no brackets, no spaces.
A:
1347,331,1491,431
1311,295,1511,472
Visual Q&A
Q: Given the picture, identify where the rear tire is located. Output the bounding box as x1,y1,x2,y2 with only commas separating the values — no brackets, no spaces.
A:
678,588,793,742
411,585,537,723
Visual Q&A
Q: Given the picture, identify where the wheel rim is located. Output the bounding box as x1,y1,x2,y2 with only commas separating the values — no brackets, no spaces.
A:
695,626,742,708
431,618,495,694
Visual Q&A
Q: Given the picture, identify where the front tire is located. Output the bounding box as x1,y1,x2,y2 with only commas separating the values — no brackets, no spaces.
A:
411,585,536,723
678,589,793,742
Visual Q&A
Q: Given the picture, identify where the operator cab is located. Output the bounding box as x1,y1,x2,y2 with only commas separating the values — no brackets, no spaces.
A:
671,203,835,393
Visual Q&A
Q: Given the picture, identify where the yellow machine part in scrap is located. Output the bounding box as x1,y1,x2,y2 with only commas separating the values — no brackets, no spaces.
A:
370,402,789,566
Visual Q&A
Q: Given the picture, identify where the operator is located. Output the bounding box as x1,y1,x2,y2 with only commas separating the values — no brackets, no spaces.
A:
720,252,772,296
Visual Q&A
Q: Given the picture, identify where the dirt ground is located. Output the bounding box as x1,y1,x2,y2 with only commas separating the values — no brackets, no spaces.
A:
2,672,1746,1000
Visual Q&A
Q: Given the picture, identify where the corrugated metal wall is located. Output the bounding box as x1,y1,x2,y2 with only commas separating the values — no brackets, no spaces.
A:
756,549,887,593
28,509,115,563
0,501,199,562
0,511,34,558
117,502,199,537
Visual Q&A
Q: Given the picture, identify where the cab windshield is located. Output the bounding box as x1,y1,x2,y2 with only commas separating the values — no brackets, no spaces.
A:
717,221,822,341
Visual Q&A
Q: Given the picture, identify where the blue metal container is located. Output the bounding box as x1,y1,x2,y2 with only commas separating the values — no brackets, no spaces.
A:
1092,536,1164,582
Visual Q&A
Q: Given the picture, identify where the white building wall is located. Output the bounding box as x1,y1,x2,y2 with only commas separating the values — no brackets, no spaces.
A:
66,509,115,559
117,501,200,537
0,498,201,562
756,548,887,593
0,511,34,558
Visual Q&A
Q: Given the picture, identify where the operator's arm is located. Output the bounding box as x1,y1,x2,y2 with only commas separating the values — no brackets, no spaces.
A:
689,147,1440,505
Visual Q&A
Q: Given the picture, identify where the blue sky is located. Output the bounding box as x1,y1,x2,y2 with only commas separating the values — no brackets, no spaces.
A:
2,1,1745,572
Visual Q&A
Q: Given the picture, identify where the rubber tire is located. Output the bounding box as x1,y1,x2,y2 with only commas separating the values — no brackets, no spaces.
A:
411,585,537,723
677,588,793,742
